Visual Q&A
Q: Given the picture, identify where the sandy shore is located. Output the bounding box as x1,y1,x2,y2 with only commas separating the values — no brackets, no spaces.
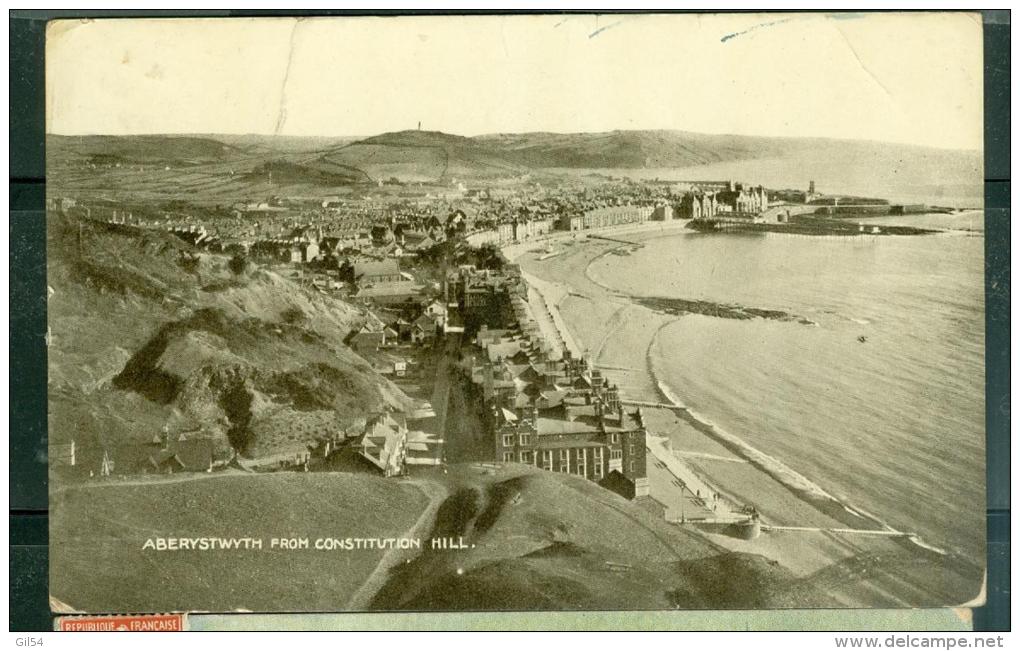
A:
521,271,583,358
506,223,984,606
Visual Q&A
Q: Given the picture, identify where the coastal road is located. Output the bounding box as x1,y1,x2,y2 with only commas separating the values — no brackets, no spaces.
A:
647,436,739,521
524,283,567,360
521,271,583,358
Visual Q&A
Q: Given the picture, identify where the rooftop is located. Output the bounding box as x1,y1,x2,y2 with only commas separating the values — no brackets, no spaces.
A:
354,258,400,277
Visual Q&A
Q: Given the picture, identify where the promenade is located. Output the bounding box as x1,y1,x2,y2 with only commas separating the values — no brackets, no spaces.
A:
501,217,691,262
520,271,584,359
508,226,879,532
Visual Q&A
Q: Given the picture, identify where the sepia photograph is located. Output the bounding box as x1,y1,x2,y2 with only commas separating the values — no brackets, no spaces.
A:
43,12,986,615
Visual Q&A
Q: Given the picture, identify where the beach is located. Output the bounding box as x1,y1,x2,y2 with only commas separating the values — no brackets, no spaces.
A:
507,221,985,606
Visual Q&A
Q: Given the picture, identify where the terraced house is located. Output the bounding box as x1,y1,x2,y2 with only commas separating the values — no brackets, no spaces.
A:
555,204,654,231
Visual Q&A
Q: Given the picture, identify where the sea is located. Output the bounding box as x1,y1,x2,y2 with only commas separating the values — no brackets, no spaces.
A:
585,212,985,561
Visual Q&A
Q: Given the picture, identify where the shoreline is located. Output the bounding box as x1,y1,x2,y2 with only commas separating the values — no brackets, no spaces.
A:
501,218,693,262
503,223,984,597
505,226,851,506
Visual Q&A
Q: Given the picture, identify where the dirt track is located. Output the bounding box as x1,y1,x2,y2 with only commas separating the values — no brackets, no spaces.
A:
345,478,449,610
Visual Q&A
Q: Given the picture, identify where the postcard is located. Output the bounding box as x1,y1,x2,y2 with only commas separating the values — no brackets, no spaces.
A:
45,12,985,615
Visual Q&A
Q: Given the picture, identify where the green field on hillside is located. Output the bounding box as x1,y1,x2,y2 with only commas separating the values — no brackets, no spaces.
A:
50,473,431,612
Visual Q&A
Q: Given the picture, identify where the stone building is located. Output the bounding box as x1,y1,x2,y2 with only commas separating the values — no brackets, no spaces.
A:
678,192,719,220
716,182,768,214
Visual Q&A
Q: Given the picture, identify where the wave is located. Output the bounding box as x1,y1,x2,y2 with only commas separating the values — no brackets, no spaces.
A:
798,307,868,326
644,323,948,557
908,535,949,556
643,322,833,500
652,374,836,502
536,231,963,560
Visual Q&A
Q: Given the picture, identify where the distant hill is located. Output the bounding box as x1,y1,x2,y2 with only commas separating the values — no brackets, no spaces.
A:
195,133,361,154
47,134,246,167
47,130,983,205
316,130,529,183
476,130,795,168
476,130,982,171
475,130,982,205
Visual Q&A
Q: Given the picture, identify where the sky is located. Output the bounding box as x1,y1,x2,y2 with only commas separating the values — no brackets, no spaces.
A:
46,13,984,150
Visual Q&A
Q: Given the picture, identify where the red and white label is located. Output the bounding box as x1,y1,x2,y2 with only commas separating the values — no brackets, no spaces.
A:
57,614,186,632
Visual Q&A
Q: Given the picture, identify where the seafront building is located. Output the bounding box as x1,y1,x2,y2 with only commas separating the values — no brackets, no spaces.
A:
677,182,768,220
716,182,769,214
677,192,719,220
454,257,651,499
476,347,650,498
555,205,655,232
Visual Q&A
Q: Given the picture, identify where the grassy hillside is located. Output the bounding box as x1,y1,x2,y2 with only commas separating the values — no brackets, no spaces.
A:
47,134,369,205
50,473,431,613
194,133,361,153
47,134,246,167
369,465,836,610
244,160,371,186
47,213,412,470
50,463,840,612
319,130,528,183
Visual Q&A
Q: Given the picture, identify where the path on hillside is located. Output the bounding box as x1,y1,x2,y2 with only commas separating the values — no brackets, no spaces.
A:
50,468,255,494
345,340,460,610
345,478,449,611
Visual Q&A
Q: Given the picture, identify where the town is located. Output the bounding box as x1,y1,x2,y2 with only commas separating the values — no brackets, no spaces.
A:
48,175,899,537
38,12,988,616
